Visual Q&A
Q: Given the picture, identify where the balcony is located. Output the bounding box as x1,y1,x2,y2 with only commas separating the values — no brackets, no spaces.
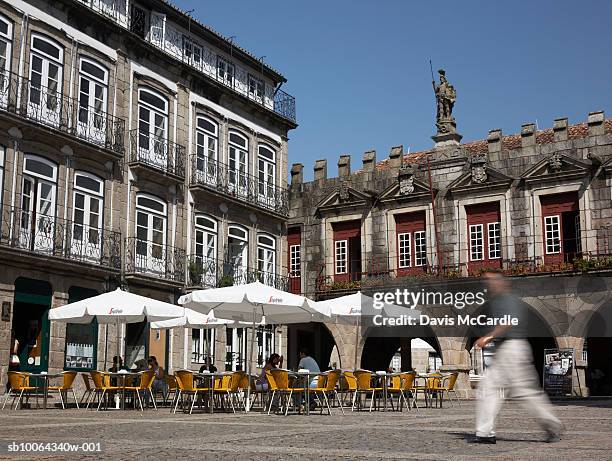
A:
75,0,297,124
125,237,185,284
0,205,121,270
128,129,185,179
0,70,125,156
187,255,288,291
189,155,289,217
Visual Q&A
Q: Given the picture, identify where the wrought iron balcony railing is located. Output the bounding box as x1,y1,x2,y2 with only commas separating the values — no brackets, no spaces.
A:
76,0,297,123
190,155,289,217
128,129,185,179
0,205,121,269
125,237,185,283
0,70,125,155
187,255,288,291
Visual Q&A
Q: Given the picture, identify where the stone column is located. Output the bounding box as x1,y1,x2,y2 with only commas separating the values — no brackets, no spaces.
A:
437,336,473,398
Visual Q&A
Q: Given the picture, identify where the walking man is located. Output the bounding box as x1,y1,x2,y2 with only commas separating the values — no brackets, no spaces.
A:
473,270,564,444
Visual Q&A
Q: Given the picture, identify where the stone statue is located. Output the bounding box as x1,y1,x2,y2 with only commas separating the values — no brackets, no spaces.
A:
434,69,456,125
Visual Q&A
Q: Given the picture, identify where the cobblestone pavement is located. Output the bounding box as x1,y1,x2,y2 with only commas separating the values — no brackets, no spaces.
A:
0,399,610,460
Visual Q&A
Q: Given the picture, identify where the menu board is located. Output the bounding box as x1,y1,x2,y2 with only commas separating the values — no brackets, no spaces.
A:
543,348,574,396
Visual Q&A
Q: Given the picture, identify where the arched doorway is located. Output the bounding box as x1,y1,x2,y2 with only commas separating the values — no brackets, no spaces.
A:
584,307,612,395
360,324,441,372
286,322,337,370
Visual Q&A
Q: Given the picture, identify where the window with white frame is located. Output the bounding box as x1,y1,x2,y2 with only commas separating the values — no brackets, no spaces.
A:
225,327,247,371
72,171,104,261
195,116,218,183
228,224,248,273
182,35,202,68
414,230,427,266
469,224,484,261
290,244,301,277
29,34,63,124
257,325,275,367
228,131,248,194
248,74,264,103
138,87,168,167
487,222,501,259
149,12,166,48
217,56,234,86
257,234,276,282
194,214,217,261
0,16,12,107
544,215,561,254
257,144,275,201
335,240,347,274
191,328,215,364
77,57,108,140
135,194,167,272
398,232,411,268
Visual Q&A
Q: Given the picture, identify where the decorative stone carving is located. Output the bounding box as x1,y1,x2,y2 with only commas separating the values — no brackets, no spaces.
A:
470,153,488,184
398,163,416,195
338,180,350,202
548,152,563,172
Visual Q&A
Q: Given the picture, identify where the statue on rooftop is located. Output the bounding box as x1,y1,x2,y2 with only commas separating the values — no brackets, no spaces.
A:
434,69,456,126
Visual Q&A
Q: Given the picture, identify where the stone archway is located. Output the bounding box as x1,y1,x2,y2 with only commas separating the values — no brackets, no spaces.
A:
286,322,337,370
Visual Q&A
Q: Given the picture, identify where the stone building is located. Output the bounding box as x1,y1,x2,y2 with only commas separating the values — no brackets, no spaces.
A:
0,0,296,386
288,112,612,396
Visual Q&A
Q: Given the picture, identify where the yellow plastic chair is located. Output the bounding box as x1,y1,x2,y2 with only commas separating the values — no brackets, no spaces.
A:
383,374,403,411
47,371,79,409
174,370,210,414
269,369,304,416
429,372,460,407
342,371,358,410
310,370,344,415
2,372,36,410
213,373,237,412
265,369,279,414
90,371,119,411
353,370,382,411
124,370,156,411
80,373,95,407
398,371,418,411
164,374,177,407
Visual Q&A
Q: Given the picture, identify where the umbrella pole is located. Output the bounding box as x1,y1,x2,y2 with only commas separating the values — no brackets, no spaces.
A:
354,317,359,370
245,305,257,412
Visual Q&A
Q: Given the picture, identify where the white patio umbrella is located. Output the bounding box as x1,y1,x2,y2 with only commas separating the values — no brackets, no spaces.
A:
48,288,184,368
178,281,329,410
314,291,420,368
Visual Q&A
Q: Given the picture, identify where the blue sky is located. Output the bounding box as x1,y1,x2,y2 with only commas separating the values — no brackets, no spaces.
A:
175,0,612,180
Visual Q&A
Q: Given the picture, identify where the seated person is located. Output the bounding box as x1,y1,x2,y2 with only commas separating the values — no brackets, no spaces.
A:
256,353,283,391
148,356,167,403
198,357,217,373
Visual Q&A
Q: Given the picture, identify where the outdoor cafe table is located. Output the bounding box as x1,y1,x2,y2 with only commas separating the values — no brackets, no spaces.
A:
415,373,446,408
288,370,319,415
373,371,402,412
194,372,232,414
106,371,141,410
28,373,61,410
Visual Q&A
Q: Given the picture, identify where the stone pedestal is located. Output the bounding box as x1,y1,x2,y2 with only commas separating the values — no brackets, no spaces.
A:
432,119,463,147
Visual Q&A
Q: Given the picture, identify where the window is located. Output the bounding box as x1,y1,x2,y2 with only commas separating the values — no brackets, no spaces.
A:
191,328,215,364
0,15,12,108
217,56,234,87
258,144,275,204
0,146,4,207
20,154,57,253
398,232,411,268
195,116,218,184
257,234,276,281
183,36,202,68
248,74,264,103
194,214,217,261
335,240,347,274
487,222,501,259
225,327,247,371
544,215,561,254
228,131,248,196
72,172,104,262
28,34,63,126
138,87,168,168
135,193,167,273
228,224,248,273
290,244,301,277
149,12,166,48
77,57,108,142
414,230,427,266
469,224,484,261
257,325,275,367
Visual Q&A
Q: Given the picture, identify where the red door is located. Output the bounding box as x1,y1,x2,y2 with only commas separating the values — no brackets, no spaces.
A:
332,220,361,282
540,192,579,265
466,202,502,274
287,227,301,294
395,211,427,276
